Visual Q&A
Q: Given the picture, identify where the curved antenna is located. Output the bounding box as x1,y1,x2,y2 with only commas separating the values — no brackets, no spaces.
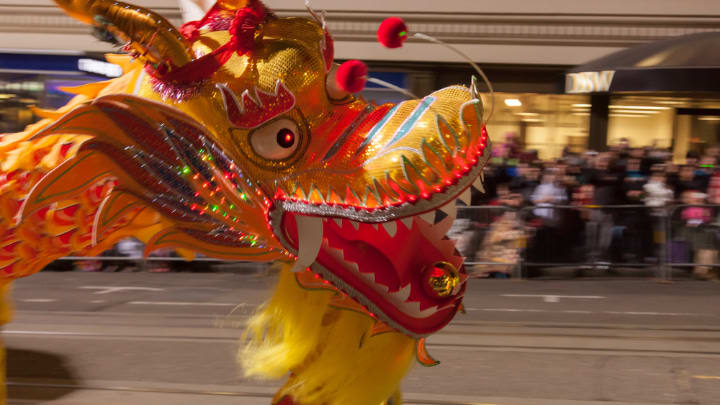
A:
413,32,495,123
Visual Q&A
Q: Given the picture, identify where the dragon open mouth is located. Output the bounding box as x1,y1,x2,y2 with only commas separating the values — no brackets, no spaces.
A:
277,197,466,337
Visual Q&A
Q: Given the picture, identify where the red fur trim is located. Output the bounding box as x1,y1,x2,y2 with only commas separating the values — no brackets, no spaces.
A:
152,1,268,86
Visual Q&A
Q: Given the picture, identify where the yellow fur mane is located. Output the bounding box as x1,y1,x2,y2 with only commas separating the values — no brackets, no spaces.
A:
241,264,416,405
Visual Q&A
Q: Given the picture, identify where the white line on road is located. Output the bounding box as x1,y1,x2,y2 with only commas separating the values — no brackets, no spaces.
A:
79,286,165,295
478,308,547,313
604,311,705,316
128,301,251,307
20,299,56,303
4,331,86,336
465,308,712,317
501,294,606,303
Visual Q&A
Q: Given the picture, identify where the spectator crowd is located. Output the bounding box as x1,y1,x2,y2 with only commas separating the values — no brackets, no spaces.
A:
454,135,720,280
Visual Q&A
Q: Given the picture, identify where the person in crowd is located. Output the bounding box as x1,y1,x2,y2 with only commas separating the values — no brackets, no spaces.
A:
474,186,527,278
675,164,705,198
679,191,716,279
509,162,540,205
696,155,716,191
643,169,674,264
617,158,651,261
526,171,568,263
585,153,623,267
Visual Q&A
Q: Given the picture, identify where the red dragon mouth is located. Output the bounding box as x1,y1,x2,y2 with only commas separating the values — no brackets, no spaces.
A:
270,182,480,338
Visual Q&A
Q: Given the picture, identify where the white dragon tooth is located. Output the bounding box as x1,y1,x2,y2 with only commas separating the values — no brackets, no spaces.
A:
382,221,398,237
405,300,439,317
400,217,414,230
347,261,361,274
472,176,485,193
433,215,455,236
420,211,435,224
349,220,360,231
391,284,412,303
359,270,372,280
333,218,343,228
371,223,380,231
458,188,471,205
374,282,389,294
289,216,323,273
439,201,457,221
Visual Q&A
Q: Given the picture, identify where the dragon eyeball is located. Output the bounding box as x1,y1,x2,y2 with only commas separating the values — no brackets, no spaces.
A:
250,118,300,160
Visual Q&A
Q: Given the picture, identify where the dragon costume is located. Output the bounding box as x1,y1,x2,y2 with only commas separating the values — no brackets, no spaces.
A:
0,1,491,404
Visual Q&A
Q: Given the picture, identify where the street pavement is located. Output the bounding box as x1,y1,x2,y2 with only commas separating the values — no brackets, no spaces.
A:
4,271,720,405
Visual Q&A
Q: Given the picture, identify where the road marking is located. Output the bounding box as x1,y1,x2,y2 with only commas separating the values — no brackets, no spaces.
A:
20,299,56,303
464,308,712,317
694,375,720,380
4,331,85,336
604,311,705,316
128,301,248,307
501,294,606,303
469,308,547,313
79,286,165,295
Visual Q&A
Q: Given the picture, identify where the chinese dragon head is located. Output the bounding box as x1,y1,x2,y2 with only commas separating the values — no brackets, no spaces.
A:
0,0,491,404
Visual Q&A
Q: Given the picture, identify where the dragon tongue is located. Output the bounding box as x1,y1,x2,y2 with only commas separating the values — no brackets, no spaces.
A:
289,216,324,273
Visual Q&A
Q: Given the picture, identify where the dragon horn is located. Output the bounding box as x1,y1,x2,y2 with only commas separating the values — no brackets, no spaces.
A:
53,0,195,71
216,0,253,11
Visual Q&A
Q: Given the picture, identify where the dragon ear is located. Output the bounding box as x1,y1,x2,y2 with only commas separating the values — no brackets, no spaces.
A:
53,0,195,73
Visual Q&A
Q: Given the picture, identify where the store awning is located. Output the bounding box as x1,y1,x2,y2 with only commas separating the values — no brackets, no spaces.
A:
565,32,720,94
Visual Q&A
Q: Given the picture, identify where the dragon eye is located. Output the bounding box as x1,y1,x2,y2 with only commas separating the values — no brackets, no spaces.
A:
250,118,300,160
276,128,296,148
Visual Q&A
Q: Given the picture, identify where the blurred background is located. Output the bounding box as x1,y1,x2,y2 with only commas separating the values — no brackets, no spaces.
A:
2,1,720,405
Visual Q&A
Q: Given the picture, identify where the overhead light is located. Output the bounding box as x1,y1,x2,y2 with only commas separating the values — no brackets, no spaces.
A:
0,94,12,99
656,100,685,105
504,99,522,107
610,114,649,118
613,109,660,114
521,118,544,123
609,105,670,110
572,112,590,116
699,116,720,121
515,112,539,116
78,58,123,78
572,104,591,108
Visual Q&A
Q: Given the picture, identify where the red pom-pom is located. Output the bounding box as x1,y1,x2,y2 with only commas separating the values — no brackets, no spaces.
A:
336,60,368,93
378,17,409,49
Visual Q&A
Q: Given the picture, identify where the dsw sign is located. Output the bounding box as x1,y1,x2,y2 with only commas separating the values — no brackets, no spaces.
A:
565,70,616,94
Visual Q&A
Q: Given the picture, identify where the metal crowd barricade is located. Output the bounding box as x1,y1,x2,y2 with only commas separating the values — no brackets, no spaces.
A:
49,204,720,280
517,204,667,279
456,204,676,280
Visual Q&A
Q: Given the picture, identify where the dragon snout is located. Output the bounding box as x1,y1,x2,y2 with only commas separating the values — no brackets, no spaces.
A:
270,84,491,222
